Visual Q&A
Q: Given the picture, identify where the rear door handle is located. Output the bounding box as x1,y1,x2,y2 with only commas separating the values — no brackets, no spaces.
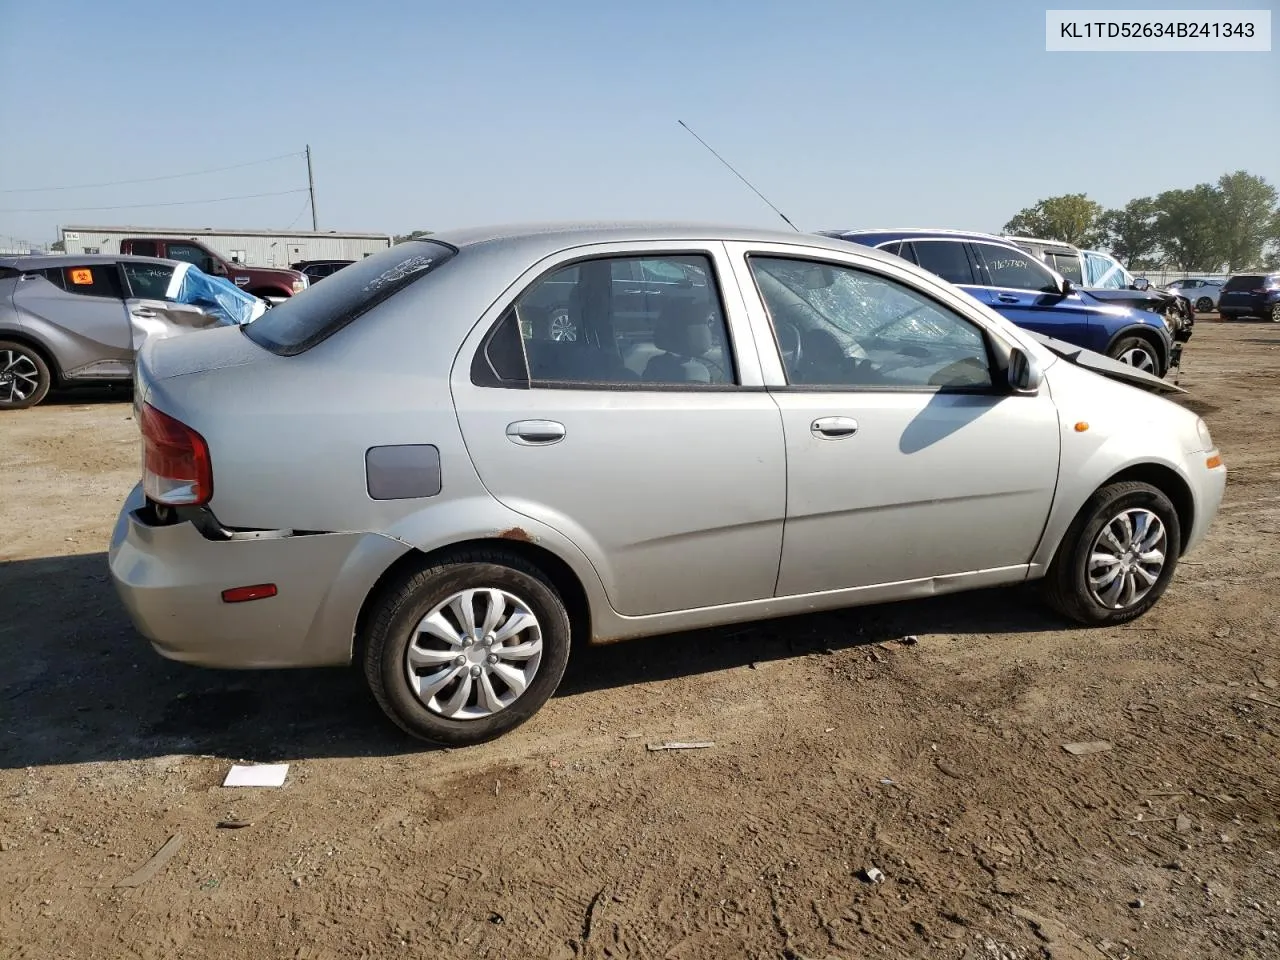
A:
811,416,858,439
996,294,1019,303
506,420,566,445
132,307,158,318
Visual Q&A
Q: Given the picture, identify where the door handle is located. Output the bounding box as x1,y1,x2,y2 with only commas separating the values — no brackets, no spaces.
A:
996,294,1019,303
811,416,858,439
506,420,566,445
132,307,158,318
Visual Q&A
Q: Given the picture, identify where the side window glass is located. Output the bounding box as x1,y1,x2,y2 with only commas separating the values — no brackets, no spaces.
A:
878,241,902,258
976,244,1059,293
911,241,975,285
747,256,992,391
128,240,159,257
1048,253,1083,284
47,264,123,299
494,254,734,386
122,262,177,300
168,243,212,272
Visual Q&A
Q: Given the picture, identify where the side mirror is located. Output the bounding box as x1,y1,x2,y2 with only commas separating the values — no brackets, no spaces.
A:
1008,347,1043,394
1131,277,1149,291
209,261,229,277
1061,278,1075,296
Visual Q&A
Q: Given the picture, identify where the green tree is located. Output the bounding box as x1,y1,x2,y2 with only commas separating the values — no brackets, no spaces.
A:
393,229,434,244
1002,193,1105,247
1154,185,1223,272
1215,170,1278,271
1097,197,1160,269
49,239,65,252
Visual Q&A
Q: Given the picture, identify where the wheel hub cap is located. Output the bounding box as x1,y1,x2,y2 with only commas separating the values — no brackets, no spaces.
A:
1087,508,1167,610
404,588,543,720
0,350,39,402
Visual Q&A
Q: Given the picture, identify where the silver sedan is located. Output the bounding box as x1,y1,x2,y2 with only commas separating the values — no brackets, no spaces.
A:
108,223,1227,746
1164,277,1224,312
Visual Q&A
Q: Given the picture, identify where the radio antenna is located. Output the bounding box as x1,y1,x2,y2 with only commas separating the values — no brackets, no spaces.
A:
677,119,800,232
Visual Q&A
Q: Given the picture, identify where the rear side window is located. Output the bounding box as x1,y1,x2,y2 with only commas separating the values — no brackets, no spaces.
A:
41,264,123,298
127,240,160,257
244,240,457,355
911,241,975,285
473,253,735,388
1047,252,1083,284
1223,275,1264,291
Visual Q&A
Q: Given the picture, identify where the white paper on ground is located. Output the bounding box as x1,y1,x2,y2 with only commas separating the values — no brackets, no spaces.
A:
222,763,289,787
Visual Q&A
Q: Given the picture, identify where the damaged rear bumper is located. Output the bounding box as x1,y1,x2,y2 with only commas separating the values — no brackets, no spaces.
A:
107,484,409,669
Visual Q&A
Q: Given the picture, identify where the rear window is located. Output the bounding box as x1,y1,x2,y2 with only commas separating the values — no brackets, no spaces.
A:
243,240,457,355
1223,275,1264,291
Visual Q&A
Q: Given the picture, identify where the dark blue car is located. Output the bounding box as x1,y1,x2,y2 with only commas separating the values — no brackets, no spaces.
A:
1217,272,1280,323
819,229,1177,377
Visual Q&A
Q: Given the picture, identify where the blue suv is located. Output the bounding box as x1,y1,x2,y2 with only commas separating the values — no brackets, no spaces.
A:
819,229,1177,377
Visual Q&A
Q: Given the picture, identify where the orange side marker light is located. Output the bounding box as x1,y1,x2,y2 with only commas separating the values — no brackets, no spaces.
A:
1073,422,1089,432
1205,454,1223,469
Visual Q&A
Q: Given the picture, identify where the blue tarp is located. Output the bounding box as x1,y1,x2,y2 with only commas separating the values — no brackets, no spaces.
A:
171,264,266,326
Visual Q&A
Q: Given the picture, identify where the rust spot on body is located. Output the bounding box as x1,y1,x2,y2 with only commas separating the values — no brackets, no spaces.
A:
497,527,533,542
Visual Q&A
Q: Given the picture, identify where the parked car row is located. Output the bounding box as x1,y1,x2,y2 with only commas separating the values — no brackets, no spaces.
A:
106,223,1226,746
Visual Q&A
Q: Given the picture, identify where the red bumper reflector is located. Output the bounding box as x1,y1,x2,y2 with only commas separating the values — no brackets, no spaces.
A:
221,584,278,603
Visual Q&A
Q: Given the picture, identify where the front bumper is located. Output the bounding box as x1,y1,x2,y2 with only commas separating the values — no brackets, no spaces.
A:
108,484,408,669
1182,452,1227,557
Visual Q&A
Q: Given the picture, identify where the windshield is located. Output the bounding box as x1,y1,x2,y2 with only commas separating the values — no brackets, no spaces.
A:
243,240,456,355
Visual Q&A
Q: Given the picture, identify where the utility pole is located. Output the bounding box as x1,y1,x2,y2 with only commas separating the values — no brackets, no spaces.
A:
305,144,318,231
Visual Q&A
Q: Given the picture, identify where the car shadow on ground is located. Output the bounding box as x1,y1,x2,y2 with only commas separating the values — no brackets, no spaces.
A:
0,551,1063,770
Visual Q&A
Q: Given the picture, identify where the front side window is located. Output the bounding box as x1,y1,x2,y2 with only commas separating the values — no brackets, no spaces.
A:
975,243,1060,293
747,256,992,390
121,262,178,300
909,241,975,285
1084,252,1128,289
128,240,159,257
477,254,735,387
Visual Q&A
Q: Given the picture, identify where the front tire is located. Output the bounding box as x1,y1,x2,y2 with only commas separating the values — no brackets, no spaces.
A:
1042,481,1181,626
1195,297,1213,312
1107,335,1163,377
0,340,52,410
361,549,571,746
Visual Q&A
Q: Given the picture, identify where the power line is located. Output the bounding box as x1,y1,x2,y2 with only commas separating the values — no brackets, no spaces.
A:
0,151,306,194
0,188,310,214
285,195,314,230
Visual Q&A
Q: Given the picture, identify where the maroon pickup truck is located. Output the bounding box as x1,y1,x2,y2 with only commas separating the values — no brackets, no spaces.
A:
119,237,308,301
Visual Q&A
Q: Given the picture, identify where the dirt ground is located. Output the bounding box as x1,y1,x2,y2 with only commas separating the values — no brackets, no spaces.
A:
1,318,1278,960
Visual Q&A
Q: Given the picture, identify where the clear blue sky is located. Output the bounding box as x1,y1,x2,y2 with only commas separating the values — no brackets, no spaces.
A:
0,0,1276,246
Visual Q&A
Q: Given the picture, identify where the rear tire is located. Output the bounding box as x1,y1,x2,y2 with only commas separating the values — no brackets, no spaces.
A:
1041,481,1181,626
0,340,52,410
1195,297,1213,312
361,549,572,746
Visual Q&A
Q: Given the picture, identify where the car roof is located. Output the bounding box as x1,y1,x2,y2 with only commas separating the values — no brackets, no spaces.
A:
419,220,911,266
816,227,1028,248
0,252,184,270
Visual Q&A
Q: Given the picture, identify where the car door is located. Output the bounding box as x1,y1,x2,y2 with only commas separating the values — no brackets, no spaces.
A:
11,262,133,376
970,241,1098,347
452,243,786,617
118,260,221,348
724,243,1060,596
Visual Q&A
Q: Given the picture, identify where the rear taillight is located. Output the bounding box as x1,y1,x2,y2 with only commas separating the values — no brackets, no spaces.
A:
140,402,212,506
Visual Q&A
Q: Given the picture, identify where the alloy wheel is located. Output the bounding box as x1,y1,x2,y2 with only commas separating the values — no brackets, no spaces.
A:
1087,508,1167,610
1116,344,1157,374
548,308,578,342
0,349,41,404
403,588,544,720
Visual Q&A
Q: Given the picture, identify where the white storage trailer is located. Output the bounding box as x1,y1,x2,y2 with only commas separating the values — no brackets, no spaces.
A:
59,225,392,267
